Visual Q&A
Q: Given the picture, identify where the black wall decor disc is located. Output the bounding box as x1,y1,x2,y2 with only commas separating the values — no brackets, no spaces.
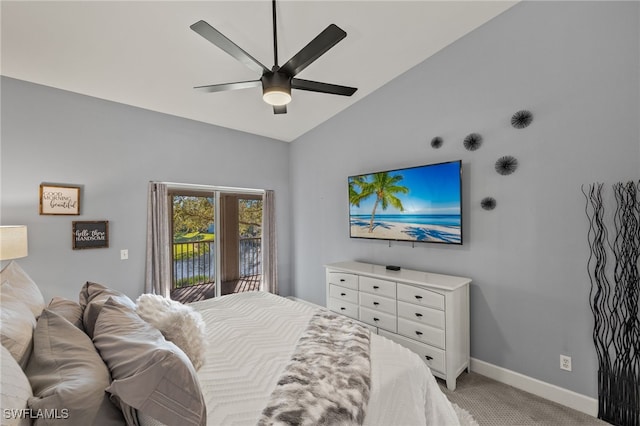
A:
481,197,497,210
511,110,533,129
495,155,518,175
431,136,442,149
431,136,443,149
463,133,483,151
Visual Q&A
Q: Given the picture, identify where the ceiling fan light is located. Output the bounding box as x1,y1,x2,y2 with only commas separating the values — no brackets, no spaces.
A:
263,87,291,106
261,71,292,106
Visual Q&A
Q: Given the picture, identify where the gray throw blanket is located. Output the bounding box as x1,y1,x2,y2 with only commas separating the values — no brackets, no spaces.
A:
257,310,372,426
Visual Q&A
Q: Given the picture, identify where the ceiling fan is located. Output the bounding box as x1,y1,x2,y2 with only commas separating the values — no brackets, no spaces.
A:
190,0,357,114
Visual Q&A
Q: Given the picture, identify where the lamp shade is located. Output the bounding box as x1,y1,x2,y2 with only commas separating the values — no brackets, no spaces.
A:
0,226,28,260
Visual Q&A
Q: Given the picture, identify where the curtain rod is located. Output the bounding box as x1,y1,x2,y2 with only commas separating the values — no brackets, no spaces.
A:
152,181,266,195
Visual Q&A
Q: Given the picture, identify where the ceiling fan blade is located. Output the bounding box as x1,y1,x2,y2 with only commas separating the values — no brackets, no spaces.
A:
190,20,269,75
273,105,287,114
194,80,261,93
280,24,346,77
291,78,357,96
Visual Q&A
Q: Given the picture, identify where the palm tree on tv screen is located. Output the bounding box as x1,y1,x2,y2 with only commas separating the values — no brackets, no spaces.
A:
349,176,367,207
354,172,409,233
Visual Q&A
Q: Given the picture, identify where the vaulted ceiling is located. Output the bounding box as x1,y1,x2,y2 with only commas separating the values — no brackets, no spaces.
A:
1,1,517,142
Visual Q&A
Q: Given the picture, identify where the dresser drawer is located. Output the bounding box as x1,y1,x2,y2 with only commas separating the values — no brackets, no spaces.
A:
359,292,396,315
360,306,397,333
327,272,358,290
379,330,446,375
359,276,396,298
398,318,445,349
397,283,444,310
327,298,359,320
398,301,445,329
329,284,358,304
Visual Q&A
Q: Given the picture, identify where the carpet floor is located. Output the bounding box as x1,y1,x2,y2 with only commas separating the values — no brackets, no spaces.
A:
438,372,610,425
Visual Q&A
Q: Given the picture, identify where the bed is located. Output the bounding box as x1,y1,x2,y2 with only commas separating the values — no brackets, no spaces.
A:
0,261,465,426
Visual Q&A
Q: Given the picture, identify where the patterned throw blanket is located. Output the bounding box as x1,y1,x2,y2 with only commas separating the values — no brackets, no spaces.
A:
257,310,372,426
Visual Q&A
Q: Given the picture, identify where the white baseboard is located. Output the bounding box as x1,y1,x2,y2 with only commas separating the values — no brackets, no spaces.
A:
470,358,598,417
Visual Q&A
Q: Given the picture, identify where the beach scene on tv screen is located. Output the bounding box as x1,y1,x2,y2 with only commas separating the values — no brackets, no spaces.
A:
349,161,462,244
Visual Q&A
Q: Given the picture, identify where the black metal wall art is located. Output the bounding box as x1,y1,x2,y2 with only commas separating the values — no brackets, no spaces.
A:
431,136,443,149
511,110,533,129
463,133,483,151
495,156,518,175
480,197,496,210
583,181,640,426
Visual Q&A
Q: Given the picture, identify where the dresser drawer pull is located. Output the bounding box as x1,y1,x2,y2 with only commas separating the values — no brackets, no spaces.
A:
415,331,423,336
340,293,346,296
425,355,433,361
373,302,380,306
340,279,346,282
373,285,379,289
415,295,423,300
415,313,423,317
340,307,346,311
373,317,380,322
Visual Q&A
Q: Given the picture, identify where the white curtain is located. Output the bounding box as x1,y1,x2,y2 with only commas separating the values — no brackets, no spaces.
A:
145,182,172,297
262,190,278,294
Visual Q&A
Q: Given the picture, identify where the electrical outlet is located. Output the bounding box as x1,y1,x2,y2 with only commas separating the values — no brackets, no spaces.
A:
560,355,572,371
120,249,128,260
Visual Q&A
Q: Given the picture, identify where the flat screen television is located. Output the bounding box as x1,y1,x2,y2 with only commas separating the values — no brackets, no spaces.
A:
348,160,462,244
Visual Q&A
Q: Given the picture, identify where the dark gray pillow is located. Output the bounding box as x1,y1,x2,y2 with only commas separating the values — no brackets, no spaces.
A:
78,281,135,338
25,309,125,426
93,297,206,426
47,297,84,331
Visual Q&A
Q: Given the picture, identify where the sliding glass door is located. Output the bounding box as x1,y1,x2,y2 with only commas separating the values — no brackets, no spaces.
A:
170,193,216,301
220,194,263,296
169,189,263,303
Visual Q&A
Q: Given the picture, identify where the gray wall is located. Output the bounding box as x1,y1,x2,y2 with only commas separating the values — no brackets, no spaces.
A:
290,1,639,398
1,77,292,302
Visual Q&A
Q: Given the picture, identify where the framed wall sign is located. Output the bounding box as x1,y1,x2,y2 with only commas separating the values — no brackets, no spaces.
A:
40,184,80,215
72,221,109,249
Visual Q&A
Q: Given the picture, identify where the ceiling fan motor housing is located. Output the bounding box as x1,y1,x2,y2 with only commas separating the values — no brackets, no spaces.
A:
261,71,292,106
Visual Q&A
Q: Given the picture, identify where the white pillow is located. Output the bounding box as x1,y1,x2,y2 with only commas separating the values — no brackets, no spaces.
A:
0,286,36,368
1,344,33,426
0,261,45,318
135,294,206,370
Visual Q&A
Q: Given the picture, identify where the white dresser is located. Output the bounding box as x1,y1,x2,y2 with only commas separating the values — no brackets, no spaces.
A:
325,261,471,391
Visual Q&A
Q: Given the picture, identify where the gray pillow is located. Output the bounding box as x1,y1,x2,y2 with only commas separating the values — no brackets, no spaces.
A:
0,344,32,426
0,285,36,368
47,297,84,331
78,281,135,338
0,261,45,318
25,309,125,426
93,297,206,426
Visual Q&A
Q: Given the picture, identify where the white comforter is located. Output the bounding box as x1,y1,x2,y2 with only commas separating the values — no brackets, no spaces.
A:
180,291,459,426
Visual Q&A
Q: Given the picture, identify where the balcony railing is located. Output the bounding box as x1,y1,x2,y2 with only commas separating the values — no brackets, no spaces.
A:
239,237,262,277
172,237,262,290
173,241,215,289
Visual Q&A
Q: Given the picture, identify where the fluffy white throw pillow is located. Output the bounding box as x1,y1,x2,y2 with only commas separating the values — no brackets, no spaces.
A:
135,294,206,370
